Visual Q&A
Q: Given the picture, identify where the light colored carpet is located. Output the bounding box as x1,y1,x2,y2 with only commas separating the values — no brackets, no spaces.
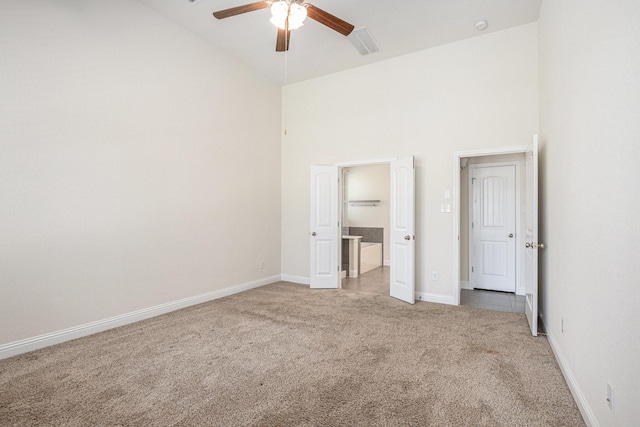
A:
0,282,584,426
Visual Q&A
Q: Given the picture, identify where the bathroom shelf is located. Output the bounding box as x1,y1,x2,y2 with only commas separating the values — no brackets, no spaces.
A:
349,200,380,207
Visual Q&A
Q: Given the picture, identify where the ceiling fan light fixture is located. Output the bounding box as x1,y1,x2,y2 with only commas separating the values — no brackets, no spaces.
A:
270,1,307,30
289,3,307,29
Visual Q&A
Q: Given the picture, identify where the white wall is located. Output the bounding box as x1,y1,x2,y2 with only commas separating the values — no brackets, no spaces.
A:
0,0,281,346
345,164,390,262
281,23,538,300
538,1,640,425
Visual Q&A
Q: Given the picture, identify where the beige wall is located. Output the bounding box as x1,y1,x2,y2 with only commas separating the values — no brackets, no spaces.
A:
0,0,281,345
344,164,391,263
281,23,539,299
538,1,640,425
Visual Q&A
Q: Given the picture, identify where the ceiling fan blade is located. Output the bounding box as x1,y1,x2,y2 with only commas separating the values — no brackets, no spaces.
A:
306,5,354,36
276,23,291,52
212,1,270,19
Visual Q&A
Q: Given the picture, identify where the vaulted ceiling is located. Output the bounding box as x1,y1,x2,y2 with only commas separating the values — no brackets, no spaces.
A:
139,0,541,85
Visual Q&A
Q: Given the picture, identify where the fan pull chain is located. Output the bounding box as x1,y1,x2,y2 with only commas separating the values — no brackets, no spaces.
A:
283,49,288,135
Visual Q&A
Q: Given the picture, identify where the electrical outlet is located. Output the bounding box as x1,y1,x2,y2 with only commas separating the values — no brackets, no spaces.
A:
431,271,438,281
606,383,614,412
259,260,264,269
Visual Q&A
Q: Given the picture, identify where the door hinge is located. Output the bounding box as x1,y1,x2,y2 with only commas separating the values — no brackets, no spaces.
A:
472,222,474,229
337,265,340,272
472,266,474,273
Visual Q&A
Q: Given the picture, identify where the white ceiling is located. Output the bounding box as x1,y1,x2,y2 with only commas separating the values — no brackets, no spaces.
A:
138,0,541,85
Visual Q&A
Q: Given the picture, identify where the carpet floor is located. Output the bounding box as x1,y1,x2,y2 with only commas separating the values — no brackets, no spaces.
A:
0,282,585,426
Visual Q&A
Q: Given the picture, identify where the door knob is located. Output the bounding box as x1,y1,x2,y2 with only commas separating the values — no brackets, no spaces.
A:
404,235,411,240
525,242,545,249
311,232,317,236
508,233,514,238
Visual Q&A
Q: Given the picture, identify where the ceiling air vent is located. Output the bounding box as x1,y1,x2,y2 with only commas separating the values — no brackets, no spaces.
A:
348,27,382,56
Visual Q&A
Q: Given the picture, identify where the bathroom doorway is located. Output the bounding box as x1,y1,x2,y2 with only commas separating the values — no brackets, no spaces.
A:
340,163,390,296
309,157,416,303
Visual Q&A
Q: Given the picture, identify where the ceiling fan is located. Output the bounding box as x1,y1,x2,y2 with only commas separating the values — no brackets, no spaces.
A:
212,1,354,52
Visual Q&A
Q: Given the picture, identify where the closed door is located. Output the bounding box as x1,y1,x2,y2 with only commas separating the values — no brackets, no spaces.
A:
470,165,516,292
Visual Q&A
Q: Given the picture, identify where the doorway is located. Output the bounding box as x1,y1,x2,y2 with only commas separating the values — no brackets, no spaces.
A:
453,137,540,336
340,163,390,293
309,157,416,304
469,162,519,293
340,164,391,296
464,161,524,314
460,155,525,305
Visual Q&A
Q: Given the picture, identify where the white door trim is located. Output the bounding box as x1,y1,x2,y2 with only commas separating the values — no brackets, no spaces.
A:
452,145,528,306
468,161,521,293
336,157,397,167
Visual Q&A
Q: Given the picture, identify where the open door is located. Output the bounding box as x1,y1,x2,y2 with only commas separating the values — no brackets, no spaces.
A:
310,165,340,289
525,136,540,336
390,157,415,304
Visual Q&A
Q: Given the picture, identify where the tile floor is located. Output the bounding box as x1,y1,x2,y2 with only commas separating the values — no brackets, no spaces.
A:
341,266,389,295
461,288,526,313
342,266,525,314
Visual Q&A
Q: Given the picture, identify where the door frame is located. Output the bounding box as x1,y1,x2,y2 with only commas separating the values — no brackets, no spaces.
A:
468,161,521,293
452,145,529,306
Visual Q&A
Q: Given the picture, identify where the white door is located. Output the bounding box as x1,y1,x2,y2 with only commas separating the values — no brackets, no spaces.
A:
310,165,340,289
525,136,540,336
470,165,517,292
390,157,415,304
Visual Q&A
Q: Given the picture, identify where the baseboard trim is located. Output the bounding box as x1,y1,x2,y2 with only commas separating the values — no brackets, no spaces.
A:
0,275,281,360
383,259,390,267
280,274,310,285
546,332,598,427
415,292,456,305
460,280,471,290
